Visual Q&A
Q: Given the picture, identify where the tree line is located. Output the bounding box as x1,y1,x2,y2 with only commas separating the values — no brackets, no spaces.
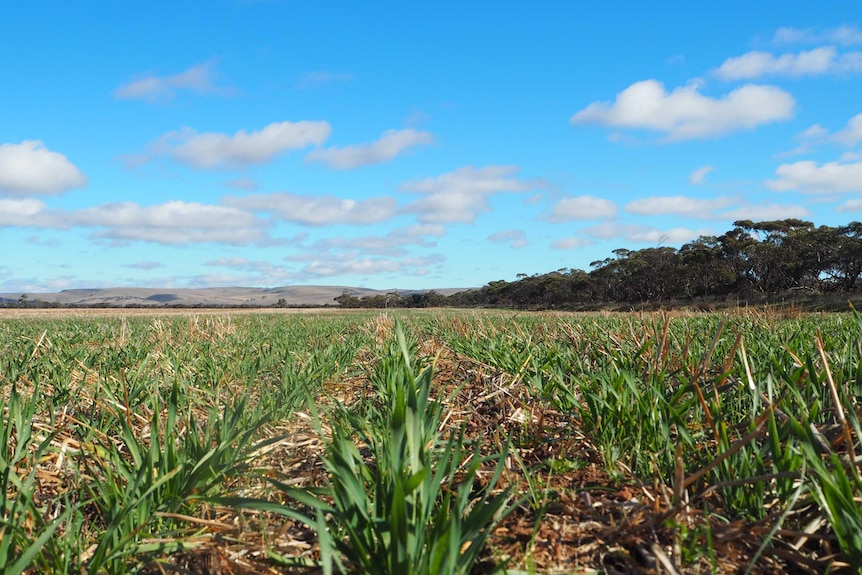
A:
337,220,862,310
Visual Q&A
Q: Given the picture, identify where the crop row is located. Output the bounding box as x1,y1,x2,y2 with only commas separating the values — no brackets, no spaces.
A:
2,309,862,573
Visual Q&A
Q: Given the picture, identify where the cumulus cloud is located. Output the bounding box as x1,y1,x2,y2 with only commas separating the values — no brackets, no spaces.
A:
72,201,267,244
778,124,828,157
838,199,862,212
0,141,87,195
546,195,617,222
401,223,446,237
403,192,490,224
156,120,331,169
773,25,862,46
689,165,715,185
280,228,446,279
551,237,594,250
716,203,811,221
583,221,709,245
767,160,862,193
113,61,232,102
625,195,734,218
571,80,795,141
714,47,862,80
798,124,830,141
402,165,536,195
306,129,433,169
487,229,528,249
225,191,396,225
623,196,809,221
833,114,862,146
400,165,541,223
781,115,862,156
297,252,443,278
297,232,436,258
0,199,49,226
303,258,401,277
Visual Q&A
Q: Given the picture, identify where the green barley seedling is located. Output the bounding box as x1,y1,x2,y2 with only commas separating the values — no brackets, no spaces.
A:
0,385,68,575
76,376,275,573
229,323,516,575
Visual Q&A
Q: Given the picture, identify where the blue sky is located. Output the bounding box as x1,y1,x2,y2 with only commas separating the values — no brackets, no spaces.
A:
2,1,862,292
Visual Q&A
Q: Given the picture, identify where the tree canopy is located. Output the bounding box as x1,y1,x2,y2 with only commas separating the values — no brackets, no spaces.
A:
337,220,862,310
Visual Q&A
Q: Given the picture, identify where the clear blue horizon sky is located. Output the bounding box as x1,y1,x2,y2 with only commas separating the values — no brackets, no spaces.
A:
2,1,862,292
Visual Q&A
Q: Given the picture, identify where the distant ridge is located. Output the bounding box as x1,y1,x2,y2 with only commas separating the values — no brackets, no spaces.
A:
0,286,466,307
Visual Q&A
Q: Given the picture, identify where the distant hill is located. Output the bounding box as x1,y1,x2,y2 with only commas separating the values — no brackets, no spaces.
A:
0,286,467,308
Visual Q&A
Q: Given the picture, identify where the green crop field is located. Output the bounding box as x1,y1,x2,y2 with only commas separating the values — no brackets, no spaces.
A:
3,307,862,574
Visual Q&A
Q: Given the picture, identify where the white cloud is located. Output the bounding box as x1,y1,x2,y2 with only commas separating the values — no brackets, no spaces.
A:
833,113,862,146
689,165,715,185
402,165,535,195
623,196,810,222
306,129,433,169
156,120,331,169
282,230,447,279
401,223,446,237
773,25,862,46
0,198,48,226
716,203,811,221
72,201,267,244
302,232,435,257
113,61,231,102
625,195,734,218
405,192,491,224
0,141,87,195
550,237,593,250
714,47,862,80
780,115,862,156
302,257,403,277
779,124,828,156
400,165,541,223
487,229,528,249
225,192,397,225
0,274,114,294
547,195,617,222
798,124,830,140
767,161,862,193
838,199,862,212
583,221,709,244
571,80,795,141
